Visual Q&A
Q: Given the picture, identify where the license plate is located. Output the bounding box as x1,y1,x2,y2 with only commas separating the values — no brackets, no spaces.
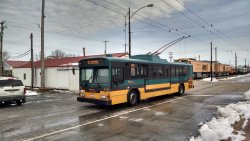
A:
91,94,94,97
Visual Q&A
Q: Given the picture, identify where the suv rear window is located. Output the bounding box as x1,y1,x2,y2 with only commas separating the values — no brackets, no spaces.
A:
0,80,24,87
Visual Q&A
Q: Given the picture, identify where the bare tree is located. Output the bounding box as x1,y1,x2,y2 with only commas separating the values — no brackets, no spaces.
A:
65,54,76,57
50,49,66,58
3,51,10,60
35,51,41,61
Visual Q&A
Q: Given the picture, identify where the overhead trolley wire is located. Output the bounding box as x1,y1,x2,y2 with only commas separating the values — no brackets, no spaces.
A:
174,0,250,53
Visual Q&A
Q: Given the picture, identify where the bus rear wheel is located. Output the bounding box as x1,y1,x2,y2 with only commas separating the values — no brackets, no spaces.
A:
128,90,138,106
177,84,185,96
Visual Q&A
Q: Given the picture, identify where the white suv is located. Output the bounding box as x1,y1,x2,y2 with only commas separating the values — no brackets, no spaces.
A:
0,77,26,105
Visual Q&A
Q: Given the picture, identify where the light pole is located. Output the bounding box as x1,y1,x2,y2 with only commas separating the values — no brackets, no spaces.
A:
128,4,153,58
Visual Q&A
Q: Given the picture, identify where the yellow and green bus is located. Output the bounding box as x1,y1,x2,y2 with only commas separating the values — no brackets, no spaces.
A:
77,55,194,106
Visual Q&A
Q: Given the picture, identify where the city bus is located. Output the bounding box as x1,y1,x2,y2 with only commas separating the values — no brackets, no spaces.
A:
77,55,193,106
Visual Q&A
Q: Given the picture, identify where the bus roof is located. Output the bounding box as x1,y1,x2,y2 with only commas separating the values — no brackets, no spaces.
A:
79,55,192,66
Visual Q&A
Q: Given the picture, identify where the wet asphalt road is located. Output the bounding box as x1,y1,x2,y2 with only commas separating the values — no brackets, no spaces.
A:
1,75,250,141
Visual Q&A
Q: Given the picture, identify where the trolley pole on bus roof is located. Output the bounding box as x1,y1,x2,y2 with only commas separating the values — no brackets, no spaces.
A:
210,42,213,82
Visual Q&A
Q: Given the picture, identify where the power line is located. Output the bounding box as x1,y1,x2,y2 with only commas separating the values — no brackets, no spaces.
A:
174,0,250,53
91,0,213,51
9,49,31,59
175,0,211,27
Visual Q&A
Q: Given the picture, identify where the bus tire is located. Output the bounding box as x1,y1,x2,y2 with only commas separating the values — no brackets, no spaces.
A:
177,83,185,96
127,90,138,106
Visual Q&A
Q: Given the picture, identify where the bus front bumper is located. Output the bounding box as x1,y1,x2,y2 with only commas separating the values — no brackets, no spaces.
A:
77,97,112,105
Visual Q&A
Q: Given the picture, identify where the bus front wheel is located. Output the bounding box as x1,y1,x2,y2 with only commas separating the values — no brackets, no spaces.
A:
177,83,185,96
128,90,138,106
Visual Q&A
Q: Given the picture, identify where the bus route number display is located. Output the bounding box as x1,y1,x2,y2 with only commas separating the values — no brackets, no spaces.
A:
87,60,99,65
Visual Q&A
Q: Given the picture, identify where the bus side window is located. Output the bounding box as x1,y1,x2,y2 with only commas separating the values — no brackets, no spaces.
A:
112,68,124,83
130,64,139,79
176,67,180,76
183,66,188,75
141,64,149,78
171,66,176,77
165,65,169,77
158,66,163,77
153,65,158,77
152,65,163,78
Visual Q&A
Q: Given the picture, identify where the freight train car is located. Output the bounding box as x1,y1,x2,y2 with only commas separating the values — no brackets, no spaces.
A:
175,58,236,78
224,65,232,76
215,63,225,76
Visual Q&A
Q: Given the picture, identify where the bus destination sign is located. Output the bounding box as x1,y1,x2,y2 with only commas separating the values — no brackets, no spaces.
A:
87,60,99,65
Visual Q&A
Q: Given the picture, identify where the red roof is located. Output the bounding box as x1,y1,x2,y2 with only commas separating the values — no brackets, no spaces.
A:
17,53,128,68
6,61,30,68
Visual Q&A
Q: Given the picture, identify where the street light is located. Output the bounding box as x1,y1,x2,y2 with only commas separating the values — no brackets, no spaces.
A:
128,4,153,57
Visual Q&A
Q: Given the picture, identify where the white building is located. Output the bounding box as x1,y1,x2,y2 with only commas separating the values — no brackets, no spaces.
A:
12,53,128,91
3,60,30,76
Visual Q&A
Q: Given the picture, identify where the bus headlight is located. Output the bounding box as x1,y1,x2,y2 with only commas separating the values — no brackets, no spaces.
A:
100,95,106,99
81,93,85,97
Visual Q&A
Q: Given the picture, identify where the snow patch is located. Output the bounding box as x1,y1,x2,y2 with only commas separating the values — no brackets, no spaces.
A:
60,63,78,66
119,116,129,120
220,74,250,80
129,118,144,122
202,78,218,82
25,90,39,96
155,112,165,116
190,90,250,141
97,123,104,127
50,89,73,94
244,89,250,100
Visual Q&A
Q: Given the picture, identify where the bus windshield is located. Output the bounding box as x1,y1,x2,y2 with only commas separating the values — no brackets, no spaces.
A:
80,68,109,84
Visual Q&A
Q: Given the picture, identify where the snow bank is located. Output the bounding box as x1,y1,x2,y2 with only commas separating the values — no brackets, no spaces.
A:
190,89,250,141
202,77,218,82
221,74,250,80
244,89,250,100
25,90,40,96
50,89,73,94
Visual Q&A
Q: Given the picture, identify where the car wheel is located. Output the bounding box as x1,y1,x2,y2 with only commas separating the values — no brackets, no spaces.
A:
16,100,23,106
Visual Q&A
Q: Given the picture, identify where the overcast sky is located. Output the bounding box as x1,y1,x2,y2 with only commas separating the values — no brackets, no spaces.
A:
0,0,250,65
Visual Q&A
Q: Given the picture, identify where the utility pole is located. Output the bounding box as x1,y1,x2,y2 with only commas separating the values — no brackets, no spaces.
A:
198,55,200,61
83,47,86,57
245,58,246,68
124,15,127,53
235,53,237,74
0,20,7,76
215,47,217,62
210,42,213,81
128,4,153,58
128,7,131,57
168,52,173,62
30,33,34,89
41,0,45,89
103,40,109,56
